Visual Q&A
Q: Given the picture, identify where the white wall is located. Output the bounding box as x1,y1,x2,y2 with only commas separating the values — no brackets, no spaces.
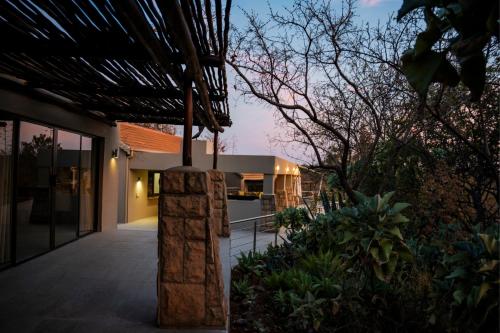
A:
0,89,120,231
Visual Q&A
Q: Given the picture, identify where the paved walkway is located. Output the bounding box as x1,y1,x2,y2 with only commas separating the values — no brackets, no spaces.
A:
0,229,230,333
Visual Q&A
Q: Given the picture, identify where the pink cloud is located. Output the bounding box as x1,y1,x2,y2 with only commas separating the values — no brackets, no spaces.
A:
361,0,382,7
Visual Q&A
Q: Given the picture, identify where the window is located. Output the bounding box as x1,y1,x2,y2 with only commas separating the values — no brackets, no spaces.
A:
148,171,161,198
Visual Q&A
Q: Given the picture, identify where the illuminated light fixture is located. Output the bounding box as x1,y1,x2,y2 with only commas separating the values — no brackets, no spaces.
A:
137,177,141,182
286,167,290,172
275,165,280,171
111,148,119,159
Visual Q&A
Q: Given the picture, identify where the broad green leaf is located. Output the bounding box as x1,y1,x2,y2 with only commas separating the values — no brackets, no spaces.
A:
401,50,442,96
414,10,443,57
479,260,499,273
399,244,414,262
378,191,394,211
433,56,460,87
338,231,353,244
372,262,386,282
460,52,486,101
479,234,497,255
476,282,491,306
353,191,368,204
360,237,372,251
392,213,410,224
391,202,411,214
446,267,467,279
370,246,382,263
386,253,398,279
453,289,465,304
388,227,403,240
380,239,393,262
397,0,435,21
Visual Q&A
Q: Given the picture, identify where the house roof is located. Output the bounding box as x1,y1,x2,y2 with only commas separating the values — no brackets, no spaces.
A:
119,123,181,153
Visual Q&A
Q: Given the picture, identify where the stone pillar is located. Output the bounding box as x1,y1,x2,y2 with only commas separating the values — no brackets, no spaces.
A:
208,170,230,238
158,166,227,329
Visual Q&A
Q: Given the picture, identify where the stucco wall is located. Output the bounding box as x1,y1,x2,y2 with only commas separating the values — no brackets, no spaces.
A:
127,169,158,222
0,89,120,231
227,199,261,222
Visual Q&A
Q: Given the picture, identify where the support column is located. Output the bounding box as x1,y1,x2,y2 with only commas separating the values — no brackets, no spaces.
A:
263,174,276,195
208,170,230,237
182,79,193,166
158,167,227,329
212,131,218,170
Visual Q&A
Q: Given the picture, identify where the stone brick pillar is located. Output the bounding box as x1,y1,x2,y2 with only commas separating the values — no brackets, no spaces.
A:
208,170,230,238
158,166,227,329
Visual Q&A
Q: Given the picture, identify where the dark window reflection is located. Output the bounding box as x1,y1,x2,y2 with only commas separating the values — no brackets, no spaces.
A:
54,130,80,246
16,122,52,261
79,136,95,236
0,120,13,266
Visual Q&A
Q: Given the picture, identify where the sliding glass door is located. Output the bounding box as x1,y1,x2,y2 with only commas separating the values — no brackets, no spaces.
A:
0,118,99,265
54,130,81,246
79,136,96,236
0,120,14,267
16,122,53,261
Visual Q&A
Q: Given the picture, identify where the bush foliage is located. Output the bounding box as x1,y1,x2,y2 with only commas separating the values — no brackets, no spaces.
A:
231,193,499,333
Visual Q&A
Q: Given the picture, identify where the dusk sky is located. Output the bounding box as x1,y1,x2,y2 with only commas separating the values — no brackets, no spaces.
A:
221,0,402,160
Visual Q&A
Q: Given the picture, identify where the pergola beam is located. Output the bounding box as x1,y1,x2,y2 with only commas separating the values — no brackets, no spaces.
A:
0,38,224,67
183,78,194,166
27,82,226,101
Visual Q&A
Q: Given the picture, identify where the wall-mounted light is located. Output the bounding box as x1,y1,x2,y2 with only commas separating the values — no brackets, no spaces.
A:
137,177,141,182
111,148,119,159
275,165,280,172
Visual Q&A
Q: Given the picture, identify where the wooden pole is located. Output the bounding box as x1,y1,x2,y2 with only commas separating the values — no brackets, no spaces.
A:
213,131,219,170
183,78,193,166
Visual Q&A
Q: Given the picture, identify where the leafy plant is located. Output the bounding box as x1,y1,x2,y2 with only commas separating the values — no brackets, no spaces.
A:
330,191,414,282
397,0,498,100
440,232,499,328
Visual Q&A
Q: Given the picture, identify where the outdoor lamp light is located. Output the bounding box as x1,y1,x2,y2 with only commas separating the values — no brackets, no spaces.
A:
111,148,119,159
137,177,141,182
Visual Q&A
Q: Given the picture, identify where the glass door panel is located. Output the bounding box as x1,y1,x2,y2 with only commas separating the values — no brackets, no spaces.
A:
54,130,80,246
79,136,95,236
0,120,14,267
16,121,52,261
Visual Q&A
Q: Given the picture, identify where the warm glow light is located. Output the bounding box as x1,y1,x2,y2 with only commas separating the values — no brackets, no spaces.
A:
275,165,280,171
135,177,143,198
110,157,117,171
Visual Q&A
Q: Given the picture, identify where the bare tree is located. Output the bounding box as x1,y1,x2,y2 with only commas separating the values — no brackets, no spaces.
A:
228,0,417,202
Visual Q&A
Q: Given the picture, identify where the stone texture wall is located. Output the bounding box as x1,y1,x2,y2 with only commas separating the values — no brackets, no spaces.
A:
208,170,230,238
157,166,227,329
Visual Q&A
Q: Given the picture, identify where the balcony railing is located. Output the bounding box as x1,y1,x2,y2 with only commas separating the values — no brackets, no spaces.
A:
229,214,284,264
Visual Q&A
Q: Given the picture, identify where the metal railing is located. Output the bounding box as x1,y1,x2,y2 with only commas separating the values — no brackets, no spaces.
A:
229,214,282,261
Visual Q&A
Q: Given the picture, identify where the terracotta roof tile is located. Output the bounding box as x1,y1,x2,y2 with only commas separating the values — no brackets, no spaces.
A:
119,123,181,153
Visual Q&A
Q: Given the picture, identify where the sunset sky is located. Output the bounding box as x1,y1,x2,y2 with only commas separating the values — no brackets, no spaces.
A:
221,0,402,160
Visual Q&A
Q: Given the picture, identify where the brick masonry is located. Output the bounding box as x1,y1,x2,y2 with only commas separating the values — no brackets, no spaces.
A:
157,166,227,329
208,170,230,238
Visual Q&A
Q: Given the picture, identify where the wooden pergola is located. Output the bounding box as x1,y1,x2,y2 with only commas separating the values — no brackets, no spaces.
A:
0,0,231,166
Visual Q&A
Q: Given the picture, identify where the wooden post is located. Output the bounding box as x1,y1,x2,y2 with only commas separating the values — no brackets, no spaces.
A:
183,78,193,166
212,131,219,169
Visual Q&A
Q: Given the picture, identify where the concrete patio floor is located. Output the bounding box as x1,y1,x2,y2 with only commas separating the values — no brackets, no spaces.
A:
0,229,230,333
